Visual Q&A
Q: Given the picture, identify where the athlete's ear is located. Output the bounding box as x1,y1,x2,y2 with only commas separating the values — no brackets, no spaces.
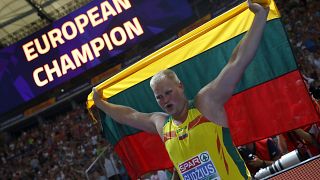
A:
179,81,184,89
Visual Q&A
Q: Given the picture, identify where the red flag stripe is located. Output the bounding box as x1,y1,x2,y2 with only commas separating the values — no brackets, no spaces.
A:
114,132,173,179
226,70,320,145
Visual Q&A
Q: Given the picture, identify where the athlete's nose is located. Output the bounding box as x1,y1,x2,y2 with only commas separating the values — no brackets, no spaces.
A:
163,94,171,104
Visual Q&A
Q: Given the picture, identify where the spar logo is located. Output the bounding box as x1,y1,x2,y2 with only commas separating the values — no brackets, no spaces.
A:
178,151,221,180
179,155,201,173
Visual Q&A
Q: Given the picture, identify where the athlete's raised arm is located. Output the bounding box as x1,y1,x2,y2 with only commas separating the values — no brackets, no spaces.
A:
92,87,167,135
196,0,270,127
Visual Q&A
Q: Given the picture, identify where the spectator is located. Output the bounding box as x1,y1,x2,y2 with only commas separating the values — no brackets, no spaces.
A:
238,138,281,175
309,122,320,147
104,151,121,180
277,127,320,158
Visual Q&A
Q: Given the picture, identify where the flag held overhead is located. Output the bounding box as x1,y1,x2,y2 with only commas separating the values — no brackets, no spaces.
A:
87,0,319,178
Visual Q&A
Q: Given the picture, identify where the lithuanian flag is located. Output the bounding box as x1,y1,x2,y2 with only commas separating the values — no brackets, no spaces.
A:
87,0,319,178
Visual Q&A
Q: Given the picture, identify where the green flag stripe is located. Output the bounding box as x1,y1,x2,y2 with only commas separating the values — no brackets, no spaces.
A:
99,110,140,145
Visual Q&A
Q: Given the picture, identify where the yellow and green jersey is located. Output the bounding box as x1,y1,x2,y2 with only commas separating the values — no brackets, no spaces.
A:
163,104,251,179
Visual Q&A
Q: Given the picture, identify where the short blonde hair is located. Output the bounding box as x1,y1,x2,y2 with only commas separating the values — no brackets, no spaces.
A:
150,69,180,89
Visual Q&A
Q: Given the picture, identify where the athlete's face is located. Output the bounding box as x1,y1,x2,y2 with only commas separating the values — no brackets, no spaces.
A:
152,78,186,116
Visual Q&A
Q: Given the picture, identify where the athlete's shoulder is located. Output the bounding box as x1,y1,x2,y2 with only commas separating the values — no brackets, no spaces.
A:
150,112,169,125
152,112,169,119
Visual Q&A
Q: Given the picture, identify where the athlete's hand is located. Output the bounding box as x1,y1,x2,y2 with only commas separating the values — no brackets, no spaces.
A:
247,0,270,15
92,87,102,102
248,155,264,168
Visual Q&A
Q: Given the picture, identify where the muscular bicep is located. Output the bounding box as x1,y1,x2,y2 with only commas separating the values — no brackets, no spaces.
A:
95,100,166,135
124,111,167,135
195,92,229,127
194,47,246,127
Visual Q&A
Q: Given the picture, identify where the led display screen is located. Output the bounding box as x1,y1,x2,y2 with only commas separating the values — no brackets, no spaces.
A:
0,0,193,115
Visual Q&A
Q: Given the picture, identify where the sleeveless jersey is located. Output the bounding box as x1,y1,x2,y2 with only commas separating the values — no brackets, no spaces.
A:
163,105,251,179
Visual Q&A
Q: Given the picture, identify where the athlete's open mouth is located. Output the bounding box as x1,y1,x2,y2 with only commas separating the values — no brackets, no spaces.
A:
165,104,173,109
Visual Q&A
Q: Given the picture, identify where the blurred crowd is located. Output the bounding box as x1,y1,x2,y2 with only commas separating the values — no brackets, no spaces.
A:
0,0,320,179
0,104,128,179
238,124,320,178
275,0,320,97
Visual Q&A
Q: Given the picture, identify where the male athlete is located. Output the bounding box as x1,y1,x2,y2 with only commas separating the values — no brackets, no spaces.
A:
93,0,269,179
